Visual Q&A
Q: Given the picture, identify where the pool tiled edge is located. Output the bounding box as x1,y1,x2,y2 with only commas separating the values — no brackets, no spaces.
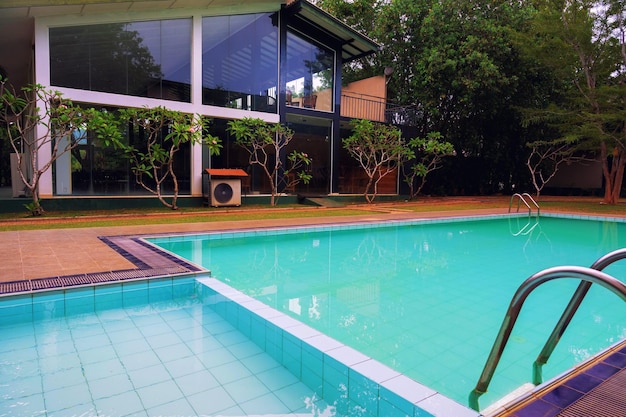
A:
196,276,480,417
143,213,521,245
0,275,198,324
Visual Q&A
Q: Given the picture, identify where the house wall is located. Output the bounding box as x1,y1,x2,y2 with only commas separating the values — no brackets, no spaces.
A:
546,158,603,190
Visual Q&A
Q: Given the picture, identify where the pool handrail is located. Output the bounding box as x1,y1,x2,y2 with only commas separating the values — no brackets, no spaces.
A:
468,260,626,411
509,193,540,216
532,248,626,384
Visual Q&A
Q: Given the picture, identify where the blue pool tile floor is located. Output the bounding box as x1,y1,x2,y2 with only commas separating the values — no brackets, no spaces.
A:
0,293,333,416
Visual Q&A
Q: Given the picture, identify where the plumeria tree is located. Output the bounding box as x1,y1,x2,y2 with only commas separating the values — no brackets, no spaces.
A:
0,80,117,215
109,106,221,210
403,131,455,200
525,137,592,197
227,117,311,206
343,119,412,203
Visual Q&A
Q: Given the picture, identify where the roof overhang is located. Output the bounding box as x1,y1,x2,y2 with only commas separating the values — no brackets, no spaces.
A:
284,0,379,62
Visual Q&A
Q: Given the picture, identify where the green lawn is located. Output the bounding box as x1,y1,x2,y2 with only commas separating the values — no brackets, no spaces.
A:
0,207,375,231
2,196,626,232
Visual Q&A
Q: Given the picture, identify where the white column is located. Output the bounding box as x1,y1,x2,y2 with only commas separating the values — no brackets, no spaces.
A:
34,17,53,198
54,135,72,195
190,14,204,197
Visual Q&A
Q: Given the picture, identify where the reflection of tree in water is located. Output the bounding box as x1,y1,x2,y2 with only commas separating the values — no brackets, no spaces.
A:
50,23,162,96
332,228,455,355
337,230,407,278
211,237,304,306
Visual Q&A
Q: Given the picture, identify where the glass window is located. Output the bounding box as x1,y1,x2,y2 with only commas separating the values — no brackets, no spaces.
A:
284,116,331,194
285,31,334,112
53,105,191,196
202,13,278,112
206,116,331,195
50,19,192,102
207,118,273,194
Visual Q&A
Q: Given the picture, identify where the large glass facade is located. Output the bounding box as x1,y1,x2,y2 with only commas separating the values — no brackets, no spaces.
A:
202,13,278,112
43,9,362,198
285,31,334,112
50,19,192,102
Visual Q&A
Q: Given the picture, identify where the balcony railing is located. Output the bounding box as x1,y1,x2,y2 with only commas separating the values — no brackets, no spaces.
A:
340,93,420,126
340,93,386,122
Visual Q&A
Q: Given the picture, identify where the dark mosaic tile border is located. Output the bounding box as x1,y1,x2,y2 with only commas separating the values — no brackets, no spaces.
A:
505,341,626,417
0,235,206,296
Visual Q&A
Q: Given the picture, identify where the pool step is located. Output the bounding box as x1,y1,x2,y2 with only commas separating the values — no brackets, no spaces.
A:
297,194,345,207
480,383,535,417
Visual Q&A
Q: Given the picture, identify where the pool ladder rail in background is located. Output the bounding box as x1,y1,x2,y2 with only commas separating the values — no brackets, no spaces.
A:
469,248,626,411
508,216,540,237
509,193,540,216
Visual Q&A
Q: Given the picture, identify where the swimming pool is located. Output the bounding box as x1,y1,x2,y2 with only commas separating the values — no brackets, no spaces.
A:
149,214,626,410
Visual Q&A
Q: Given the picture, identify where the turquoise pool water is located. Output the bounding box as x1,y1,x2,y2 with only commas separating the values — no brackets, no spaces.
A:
150,215,626,408
0,277,337,417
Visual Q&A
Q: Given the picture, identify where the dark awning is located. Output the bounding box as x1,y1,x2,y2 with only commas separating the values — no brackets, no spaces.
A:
284,0,379,62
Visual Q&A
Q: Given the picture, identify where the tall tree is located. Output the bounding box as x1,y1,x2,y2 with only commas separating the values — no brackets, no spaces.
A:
403,131,455,200
313,0,381,84
322,0,539,194
516,0,625,203
110,107,222,210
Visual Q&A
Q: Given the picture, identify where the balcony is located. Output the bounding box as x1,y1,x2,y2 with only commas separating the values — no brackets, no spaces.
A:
337,75,419,126
340,92,386,122
340,93,420,126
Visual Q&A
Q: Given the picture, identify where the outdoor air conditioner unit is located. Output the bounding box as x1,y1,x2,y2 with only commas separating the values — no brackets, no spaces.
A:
210,178,241,207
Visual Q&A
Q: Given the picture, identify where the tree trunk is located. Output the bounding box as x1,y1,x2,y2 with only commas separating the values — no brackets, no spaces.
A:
168,157,179,210
601,142,625,205
610,152,625,204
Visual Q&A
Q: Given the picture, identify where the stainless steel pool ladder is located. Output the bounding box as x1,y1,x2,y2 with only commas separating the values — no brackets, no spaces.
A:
509,193,540,216
469,248,626,411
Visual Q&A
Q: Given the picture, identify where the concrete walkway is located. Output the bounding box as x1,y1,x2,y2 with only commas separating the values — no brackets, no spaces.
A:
0,207,509,284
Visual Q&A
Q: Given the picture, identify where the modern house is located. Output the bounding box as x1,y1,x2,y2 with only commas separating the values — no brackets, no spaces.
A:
0,0,398,208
